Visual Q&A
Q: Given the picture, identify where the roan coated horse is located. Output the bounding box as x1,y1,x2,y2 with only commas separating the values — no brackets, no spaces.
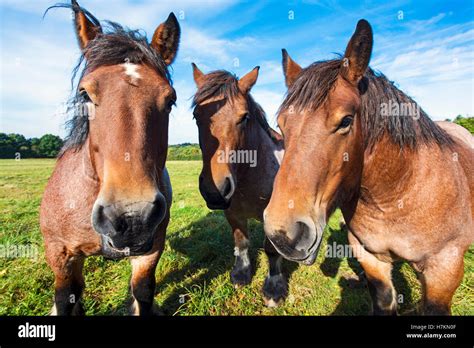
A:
40,0,180,315
191,64,288,306
264,19,473,315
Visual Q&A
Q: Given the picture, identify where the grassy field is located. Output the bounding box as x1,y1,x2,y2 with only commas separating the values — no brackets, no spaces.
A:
0,159,472,315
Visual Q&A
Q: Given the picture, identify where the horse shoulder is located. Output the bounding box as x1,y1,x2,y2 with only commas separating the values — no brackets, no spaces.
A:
40,149,99,246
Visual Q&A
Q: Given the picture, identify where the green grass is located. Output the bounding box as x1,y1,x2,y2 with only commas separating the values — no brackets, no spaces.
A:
0,159,472,315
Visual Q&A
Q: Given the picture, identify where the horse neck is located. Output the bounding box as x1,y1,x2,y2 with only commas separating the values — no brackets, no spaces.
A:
74,139,99,183
358,134,418,207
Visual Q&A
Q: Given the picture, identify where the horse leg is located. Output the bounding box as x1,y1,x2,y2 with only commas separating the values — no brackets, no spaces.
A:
226,213,252,287
262,237,288,307
419,245,464,315
348,232,397,315
129,236,165,316
46,243,85,316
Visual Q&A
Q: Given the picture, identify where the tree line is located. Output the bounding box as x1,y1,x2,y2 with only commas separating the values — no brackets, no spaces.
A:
167,143,201,160
1,116,471,159
0,133,63,159
0,133,202,160
446,115,474,134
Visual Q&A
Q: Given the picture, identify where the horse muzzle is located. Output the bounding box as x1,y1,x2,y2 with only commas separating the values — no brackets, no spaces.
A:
199,175,235,210
91,194,167,258
100,234,154,259
264,218,323,266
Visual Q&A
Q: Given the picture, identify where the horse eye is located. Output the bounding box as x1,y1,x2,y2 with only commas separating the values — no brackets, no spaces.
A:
237,113,249,126
167,99,176,110
79,89,91,103
339,115,353,129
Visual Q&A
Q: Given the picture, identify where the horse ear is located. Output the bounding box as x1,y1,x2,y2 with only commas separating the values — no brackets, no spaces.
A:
340,19,373,85
71,0,102,51
192,63,205,87
238,66,260,94
151,13,181,65
282,49,302,88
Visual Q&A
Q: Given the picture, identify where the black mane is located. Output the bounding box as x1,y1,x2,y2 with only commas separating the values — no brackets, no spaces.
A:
192,70,239,107
280,58,453,150
47,4,171,156
193,70,280,143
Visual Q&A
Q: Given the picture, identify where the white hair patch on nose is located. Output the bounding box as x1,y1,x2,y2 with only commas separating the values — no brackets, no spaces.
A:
122,62,141,80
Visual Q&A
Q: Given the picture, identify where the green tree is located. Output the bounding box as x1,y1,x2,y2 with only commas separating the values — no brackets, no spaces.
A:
0,133,16,158
0,133,63,158
38,134,63,158
30,138,41,158
167,144,201,160
9,134,28,148
453,115,474,134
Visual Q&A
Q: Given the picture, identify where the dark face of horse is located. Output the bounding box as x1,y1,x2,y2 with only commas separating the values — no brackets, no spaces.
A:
71,6,180,255
191,65,259,209
264,20,373,265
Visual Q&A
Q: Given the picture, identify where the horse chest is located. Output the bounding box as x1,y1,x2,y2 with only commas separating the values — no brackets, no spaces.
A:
349,218,390,255
348,208,439,262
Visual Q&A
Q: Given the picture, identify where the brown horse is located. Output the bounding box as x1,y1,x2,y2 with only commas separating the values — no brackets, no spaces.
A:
191,64,288,306
264,19,473,315
40,1,180,315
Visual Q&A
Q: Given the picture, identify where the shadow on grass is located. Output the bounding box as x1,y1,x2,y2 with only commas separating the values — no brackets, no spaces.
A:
104,215,415,316
154,211,298,315
320,225,416,315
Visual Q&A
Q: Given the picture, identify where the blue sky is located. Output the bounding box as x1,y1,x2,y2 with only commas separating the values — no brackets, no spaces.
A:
1,0,473,144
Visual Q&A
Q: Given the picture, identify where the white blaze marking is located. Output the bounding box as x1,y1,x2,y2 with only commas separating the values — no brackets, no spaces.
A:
123,62,141,80
274,149,284,165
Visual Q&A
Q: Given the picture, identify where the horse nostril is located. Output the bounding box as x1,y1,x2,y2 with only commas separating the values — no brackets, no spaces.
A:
92,204,117,237
114,216,129,234
95,205,106,224
268,230,293,254
222,177,233,199
145,194,167,228
292,221,315,251
265,220,319,263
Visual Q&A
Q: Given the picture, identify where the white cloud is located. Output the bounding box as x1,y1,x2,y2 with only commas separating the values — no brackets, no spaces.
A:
1,107,65,139
2,0,239,27
1,0,472,143
168,80,285,144
0,0,243,140
403,13,447,33
1,0,54,15
76,0,239,31
252,88,285,129
168,79,198,144
179,26,257,70
371,22,474,120
257,60,283,86
0,27,76,137
404,79,473,120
